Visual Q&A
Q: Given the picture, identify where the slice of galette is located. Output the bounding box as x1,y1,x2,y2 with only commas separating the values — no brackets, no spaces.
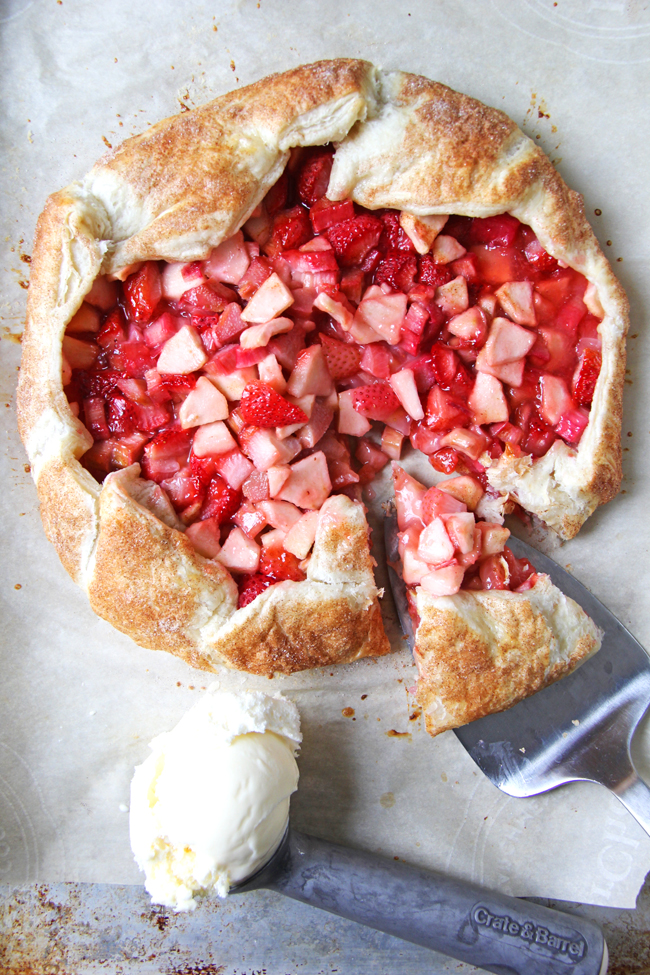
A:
17,60,627,684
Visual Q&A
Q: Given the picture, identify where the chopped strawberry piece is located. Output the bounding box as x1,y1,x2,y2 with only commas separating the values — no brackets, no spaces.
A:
240,381,309,428
469,215,520,247
520,413,556,457
142,429,192,483
238,256,273,301
258,539,305,582
264,206,312,258
237,572,276,608
310,197,355,233
524,238,558,273
123,262,162,322
109,342,157,379
264,171,289,214
555,407,589,446
106,395,137,436
340,268,365,304
298,149,334,206
417,256,453,289
479,553,510,590
374,252,418,292
378,211,416,253
351,382,401,422
200,474,241,524
97,308,127,350
572,347,601,406
359,343,392,380
429,447,460,474
178,282,230,315
320,334,362,379
502,547,537,590
426,385,470,432
327,215,383,267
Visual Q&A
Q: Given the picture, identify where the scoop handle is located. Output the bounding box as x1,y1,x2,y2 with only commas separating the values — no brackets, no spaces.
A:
252,829,607,975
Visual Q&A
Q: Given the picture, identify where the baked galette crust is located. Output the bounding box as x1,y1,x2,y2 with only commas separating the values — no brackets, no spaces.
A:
17,59,627,678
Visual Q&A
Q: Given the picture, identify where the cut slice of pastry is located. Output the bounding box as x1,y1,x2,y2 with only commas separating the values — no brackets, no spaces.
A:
17,59,627,680
390,464,601,736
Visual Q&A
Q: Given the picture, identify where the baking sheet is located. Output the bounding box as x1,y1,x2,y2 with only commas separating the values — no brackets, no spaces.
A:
1,0,649,912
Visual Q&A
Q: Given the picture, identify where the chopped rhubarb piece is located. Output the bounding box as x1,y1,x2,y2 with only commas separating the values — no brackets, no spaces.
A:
217,527,260,574
355,438,390,473
193,421,237,458
106,395,136,436
240,381,308,427
539,374,573,426
359,343,392,380
327,214,383,266
555,407,589,446
241,272,294,324
237,573,276,608
200,474,241,524
495,281,536,326
310,197,355,233
420,564,465,596
238,256,273,301
438,475,484,511
178,377,229,429
468,372,508,425
287,345,333,397
351,382,401,422
389,368,424,421
555,297,587,338
241,471,270,503
186,518,221,559
269,325,306,371
83,397,110,440
298,150,334,206
421,485,467,524
111,431,150,469
572,347,601,406
239,316,293,349
214,449,255,491
144,312,181,350
206,231,250,285
490,420,523,447
296,398,335,449
276,452,332,510
435,276,469,316
524,237,558,272
399,213,448,254
432,235,466,264
66,302,101,335
338,389,372,436
62,336,99,370
340,268,365,304
123,262,162,322
157,325,208,375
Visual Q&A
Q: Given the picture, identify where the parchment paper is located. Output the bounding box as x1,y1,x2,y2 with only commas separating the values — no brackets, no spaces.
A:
1,0,649,910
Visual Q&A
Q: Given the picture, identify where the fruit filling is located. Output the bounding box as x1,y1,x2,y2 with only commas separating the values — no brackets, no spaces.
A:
62,145,602,606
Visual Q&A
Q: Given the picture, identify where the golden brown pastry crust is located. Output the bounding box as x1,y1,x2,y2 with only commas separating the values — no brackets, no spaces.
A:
413,575,601,736
17,59,626,677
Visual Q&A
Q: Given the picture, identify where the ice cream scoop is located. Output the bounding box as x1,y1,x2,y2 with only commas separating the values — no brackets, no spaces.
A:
130,686,606,975
129,686,300,910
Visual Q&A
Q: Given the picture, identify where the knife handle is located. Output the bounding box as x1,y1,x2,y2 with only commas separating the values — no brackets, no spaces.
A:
265,830,607,975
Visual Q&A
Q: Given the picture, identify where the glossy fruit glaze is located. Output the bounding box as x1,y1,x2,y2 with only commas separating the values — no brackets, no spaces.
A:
62,145,602,605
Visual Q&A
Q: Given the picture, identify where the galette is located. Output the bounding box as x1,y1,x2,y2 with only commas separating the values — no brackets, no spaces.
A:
17,60,625,729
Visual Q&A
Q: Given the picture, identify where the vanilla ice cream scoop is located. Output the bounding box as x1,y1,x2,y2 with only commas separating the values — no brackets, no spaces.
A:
129,686,301,911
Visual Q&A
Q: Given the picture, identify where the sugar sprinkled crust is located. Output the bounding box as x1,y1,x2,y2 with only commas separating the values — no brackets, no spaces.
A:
17,59,627,679
413,575,602,736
